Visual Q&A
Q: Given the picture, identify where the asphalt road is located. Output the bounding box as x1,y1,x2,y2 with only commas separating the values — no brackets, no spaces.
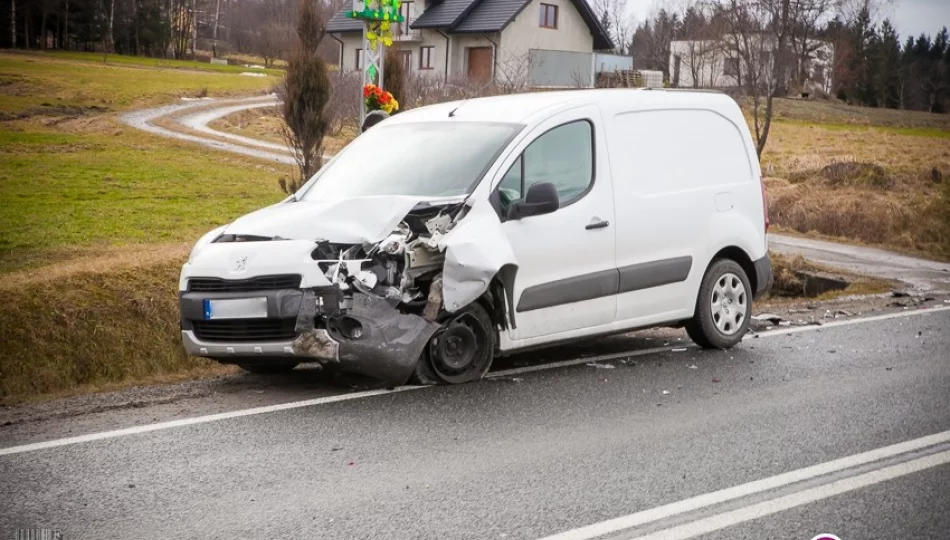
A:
1,307,948,540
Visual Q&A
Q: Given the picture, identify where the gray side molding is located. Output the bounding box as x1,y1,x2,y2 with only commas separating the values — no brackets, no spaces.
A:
617,257,693,294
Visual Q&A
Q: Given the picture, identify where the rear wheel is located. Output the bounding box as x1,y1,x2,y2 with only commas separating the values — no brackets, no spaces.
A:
236,360,299,375
411,303,495,385
686,259,751,349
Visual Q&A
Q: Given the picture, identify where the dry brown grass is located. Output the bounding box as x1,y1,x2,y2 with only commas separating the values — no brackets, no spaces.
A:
761,119,950,259
0,251,233,404
768,252,894,298
207,106,356,155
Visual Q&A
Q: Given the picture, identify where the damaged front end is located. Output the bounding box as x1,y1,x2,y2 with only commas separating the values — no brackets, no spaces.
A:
182,198,517,386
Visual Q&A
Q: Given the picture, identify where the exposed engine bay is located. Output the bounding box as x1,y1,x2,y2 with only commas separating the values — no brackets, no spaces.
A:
182,196,519,386
308,202,466,322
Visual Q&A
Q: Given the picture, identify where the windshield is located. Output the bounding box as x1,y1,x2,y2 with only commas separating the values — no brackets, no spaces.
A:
299,121,523,200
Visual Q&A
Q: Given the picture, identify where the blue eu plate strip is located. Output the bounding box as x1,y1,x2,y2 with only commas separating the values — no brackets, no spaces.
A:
203,299,212,320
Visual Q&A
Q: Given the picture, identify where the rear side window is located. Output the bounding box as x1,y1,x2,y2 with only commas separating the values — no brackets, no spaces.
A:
497,120,594,209
607,109,753,195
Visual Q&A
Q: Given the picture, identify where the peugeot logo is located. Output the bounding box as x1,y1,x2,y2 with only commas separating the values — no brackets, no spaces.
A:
232,255,249,273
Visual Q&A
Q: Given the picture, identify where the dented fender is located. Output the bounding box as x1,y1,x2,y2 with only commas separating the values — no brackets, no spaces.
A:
440,201,519,319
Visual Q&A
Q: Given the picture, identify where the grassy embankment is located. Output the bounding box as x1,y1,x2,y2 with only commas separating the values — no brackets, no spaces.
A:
0,51,290,403
759,99,950,260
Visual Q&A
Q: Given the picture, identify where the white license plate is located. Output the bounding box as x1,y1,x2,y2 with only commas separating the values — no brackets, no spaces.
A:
203,297,268,320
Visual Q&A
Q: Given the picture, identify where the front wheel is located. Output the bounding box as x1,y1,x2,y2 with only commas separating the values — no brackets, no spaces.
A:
686,259,752,349
411,303,495,385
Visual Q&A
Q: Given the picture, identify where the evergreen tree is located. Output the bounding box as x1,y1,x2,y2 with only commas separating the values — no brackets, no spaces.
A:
876,19,901,108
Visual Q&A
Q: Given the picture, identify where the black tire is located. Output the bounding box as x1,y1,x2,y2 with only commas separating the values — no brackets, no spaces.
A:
411,302,495,385
236,360,299,374
686,258,752,349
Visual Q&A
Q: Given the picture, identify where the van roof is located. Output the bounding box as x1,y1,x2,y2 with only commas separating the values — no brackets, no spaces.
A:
387,88,739,125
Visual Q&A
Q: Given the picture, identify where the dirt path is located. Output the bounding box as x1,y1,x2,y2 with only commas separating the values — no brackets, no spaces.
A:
121,97,950,292
118,95,295,165
769,234,950,292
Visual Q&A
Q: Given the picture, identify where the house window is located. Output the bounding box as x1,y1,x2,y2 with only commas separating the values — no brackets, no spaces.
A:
419,46,434,70
724,58,739,77
355,48,364,70
400,50,412,71
540,3,558,29
498,120,593,210
397,1,413,37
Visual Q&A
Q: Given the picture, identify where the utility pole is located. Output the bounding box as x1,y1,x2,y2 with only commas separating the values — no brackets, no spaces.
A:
346,0,403,125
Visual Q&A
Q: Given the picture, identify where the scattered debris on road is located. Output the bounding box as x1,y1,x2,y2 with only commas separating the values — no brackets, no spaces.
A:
586,363,616,369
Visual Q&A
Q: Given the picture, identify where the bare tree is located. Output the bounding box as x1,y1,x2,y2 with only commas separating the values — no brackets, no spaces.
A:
593,0,633,53
788,0,835,94
715,0,792,158
256,21,292,67
495,51,533,94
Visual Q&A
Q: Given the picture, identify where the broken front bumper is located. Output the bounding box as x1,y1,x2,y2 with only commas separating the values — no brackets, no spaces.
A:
180,286,438,385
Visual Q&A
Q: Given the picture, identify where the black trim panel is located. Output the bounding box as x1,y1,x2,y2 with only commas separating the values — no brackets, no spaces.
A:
617,257,693,294
515,256,694,313
516,269,619,313
752,255,773,299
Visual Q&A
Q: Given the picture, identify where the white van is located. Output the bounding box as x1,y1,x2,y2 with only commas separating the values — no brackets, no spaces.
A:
180,89,772,385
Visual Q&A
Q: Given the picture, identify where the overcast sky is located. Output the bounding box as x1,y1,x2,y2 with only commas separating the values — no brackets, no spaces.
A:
622,0,949,43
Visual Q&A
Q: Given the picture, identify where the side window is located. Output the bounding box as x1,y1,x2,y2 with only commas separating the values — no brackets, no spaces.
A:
497,120,593,213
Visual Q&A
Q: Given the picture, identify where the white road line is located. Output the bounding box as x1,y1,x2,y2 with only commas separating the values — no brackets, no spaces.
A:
625,449,950,540
492,305,950,379
1,305,947,456
535,430,950,540
0,387,422,457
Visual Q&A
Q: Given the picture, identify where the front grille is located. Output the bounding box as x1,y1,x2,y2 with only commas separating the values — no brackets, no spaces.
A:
192,318,297,342
188,275,301,293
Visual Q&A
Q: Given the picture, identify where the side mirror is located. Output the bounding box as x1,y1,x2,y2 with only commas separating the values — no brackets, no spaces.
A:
507,182,560,221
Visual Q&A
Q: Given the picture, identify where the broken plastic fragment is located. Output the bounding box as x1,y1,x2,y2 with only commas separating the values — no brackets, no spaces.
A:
752,313,784,324
586,362,615,369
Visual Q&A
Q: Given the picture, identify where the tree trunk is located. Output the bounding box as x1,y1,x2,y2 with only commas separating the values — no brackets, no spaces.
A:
11,0,15,47
107,0,115,52
40,0,48,49
212,0,220,56
23,1,29,49
132,0,139,54
64,0,69,49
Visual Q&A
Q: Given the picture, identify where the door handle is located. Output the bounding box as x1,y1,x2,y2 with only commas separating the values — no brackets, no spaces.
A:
585,218,609,230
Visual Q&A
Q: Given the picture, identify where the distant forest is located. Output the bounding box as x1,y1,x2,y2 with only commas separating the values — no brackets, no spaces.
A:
4,0,949,113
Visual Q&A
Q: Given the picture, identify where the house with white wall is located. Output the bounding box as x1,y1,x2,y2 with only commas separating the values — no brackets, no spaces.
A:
669,36,834,95
326,0,613,88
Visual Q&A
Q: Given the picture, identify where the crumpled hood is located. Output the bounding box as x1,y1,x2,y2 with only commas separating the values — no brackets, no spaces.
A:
223,195,432,244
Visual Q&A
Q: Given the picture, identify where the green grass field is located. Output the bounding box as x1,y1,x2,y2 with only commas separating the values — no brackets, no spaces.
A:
0,51,279,115
0,51,290,402
0,127,286,269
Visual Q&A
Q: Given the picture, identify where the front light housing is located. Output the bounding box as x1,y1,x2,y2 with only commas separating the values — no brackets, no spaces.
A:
188,225,228,263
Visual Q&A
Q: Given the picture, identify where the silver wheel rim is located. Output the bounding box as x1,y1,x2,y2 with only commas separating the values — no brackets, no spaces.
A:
711,272,747,336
